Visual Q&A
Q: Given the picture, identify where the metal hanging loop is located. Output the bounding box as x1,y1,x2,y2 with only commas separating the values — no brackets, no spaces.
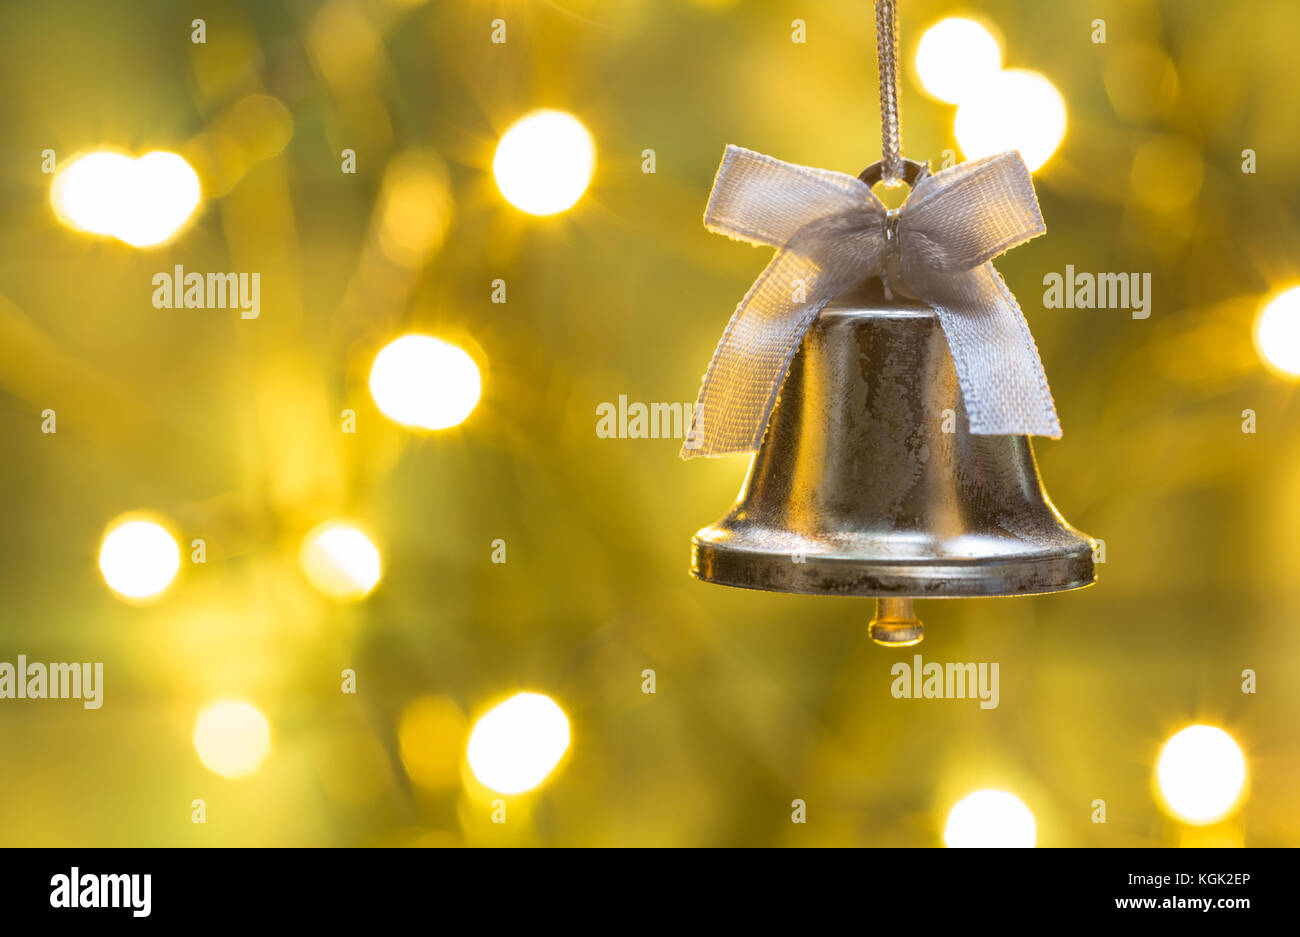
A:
858,157,930,190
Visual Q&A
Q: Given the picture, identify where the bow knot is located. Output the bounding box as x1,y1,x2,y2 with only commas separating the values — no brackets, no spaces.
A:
883,208,900,244
683,145,1059,458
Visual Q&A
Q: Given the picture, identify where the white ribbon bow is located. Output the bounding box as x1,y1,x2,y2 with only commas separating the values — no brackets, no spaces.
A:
683,145,1060,459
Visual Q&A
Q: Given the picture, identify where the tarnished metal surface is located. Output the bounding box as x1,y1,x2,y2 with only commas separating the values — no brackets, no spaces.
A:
868,596,925,646
691,277,1096,598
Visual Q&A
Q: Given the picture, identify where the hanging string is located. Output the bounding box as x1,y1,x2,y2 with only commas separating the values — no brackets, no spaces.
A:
874,0,904,185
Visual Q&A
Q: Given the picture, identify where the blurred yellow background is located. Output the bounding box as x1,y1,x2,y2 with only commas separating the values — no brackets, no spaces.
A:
0,0,1297,847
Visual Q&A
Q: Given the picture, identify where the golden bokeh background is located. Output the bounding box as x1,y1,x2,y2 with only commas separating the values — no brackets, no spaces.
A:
0,0,1297,847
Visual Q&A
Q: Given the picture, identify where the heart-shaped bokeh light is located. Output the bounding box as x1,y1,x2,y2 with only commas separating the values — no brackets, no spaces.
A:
51,150,201,247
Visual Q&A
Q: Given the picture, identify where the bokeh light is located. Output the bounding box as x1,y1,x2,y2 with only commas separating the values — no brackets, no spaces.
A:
51,150,200,247
1130,134,1205,212
51,152,133,236
954,69,1067,172
369,334,482,430
493,110,595,215
1254,286,1300,378
1104,43,1180,123
192,699,272,779
375,149,453,266
914,18,1003,105
98,517,181,601
1156,725,1247,825
300,522,382,601
943,790,1037,847
398,695,467,792
467,692,571,794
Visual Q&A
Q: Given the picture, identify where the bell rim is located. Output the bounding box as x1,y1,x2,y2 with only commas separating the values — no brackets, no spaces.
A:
691,536,1097,598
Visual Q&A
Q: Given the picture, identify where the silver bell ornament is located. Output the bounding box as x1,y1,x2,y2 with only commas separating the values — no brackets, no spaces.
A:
684,1,1094,645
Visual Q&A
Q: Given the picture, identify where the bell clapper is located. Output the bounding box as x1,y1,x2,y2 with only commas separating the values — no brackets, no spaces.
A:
868,597,924,647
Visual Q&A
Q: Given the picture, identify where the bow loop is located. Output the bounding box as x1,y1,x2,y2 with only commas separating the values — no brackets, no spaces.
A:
704,145,883,249
899,151,1045,274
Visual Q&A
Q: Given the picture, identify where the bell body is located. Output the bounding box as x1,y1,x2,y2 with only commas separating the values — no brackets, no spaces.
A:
691,278,1095,598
